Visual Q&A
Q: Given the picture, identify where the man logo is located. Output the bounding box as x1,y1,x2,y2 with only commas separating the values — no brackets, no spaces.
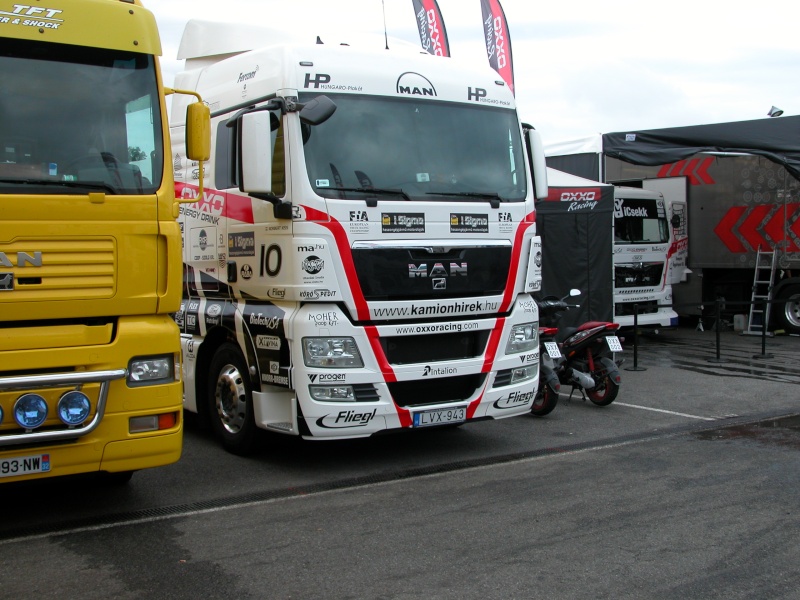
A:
396,72,437,97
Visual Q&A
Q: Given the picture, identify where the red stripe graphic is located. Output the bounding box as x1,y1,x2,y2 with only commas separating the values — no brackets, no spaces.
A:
175,182,255,224
656,157,715,185
301,205,370,321
500,211,535,312
714,206,748,252
714,203,800,252
364,326,411,428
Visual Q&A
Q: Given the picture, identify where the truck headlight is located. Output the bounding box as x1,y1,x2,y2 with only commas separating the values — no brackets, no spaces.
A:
57,391,92,426
511,365,537,384
302,337,363,368
128,355,175,387
309,385,356,401
506,322,537,354
14,394,48,429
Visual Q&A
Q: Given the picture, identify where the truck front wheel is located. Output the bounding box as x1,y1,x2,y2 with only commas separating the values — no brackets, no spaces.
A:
208,343,260,455
775,285,800,335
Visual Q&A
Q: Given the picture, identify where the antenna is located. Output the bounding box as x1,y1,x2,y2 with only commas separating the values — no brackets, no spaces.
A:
382,0,389,49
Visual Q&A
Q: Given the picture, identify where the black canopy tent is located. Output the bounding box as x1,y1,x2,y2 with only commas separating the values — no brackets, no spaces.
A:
602,116,800,181
535,168,615,331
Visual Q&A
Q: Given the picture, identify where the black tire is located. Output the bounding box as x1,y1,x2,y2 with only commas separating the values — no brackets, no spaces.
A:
531,381,559,416
587,373,620,406
208,343,260,456
775,285,800,335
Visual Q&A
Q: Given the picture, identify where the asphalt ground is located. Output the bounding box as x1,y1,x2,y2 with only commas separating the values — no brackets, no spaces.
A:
0,322,798,599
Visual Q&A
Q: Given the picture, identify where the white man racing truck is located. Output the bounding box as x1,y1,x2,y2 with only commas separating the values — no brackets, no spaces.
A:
169,20,550,453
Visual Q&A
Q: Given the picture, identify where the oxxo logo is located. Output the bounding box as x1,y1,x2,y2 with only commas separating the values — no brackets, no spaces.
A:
561,191,596,202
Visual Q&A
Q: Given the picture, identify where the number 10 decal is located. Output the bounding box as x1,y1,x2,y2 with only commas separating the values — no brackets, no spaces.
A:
261,244,282,278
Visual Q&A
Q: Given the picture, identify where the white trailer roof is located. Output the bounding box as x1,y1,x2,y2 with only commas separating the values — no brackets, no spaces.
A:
543,134,603,157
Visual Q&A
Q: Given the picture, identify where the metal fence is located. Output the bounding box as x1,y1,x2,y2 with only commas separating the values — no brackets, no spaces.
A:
624,298,794,371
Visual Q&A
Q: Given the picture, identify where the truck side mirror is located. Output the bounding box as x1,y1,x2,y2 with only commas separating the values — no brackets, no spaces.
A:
186,101,211,162
671,214,681,228
240,111,274,194
299,95,336,126
525,127,549,200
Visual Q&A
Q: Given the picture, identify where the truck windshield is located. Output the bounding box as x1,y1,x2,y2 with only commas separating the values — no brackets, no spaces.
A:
300,93,527,203
0,38,163,196
614,198,669,243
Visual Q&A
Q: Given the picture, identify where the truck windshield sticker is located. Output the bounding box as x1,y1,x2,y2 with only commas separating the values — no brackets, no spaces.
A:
382,213,425,233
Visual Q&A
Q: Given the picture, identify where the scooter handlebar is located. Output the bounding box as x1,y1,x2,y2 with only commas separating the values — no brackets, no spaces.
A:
536,298,579,312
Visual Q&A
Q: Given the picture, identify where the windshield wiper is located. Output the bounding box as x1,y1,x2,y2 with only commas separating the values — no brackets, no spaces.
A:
0,178,117,194
325,186,411,206
426,191,503,208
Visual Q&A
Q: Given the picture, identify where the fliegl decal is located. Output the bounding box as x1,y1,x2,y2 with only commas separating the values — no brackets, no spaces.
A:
315,409,378,430
493,389,534,410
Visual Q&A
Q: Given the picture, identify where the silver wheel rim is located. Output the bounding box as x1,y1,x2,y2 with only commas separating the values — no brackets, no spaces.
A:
215,363,247,434
783,294,800,329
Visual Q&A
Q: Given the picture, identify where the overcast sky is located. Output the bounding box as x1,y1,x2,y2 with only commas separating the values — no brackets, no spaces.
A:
148,0,798,144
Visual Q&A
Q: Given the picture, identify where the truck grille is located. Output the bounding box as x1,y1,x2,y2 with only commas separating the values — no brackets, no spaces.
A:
615,301,659,316
615,262,663,288
380,330,490,365
388,374,486,407
352,241,511,301
0,238,115,301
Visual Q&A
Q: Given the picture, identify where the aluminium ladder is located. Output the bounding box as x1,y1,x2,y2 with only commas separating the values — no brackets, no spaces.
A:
743,247,777,336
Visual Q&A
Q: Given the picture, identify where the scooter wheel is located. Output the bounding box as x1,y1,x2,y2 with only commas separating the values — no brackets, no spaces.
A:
587,374,619,406
531,381,559,416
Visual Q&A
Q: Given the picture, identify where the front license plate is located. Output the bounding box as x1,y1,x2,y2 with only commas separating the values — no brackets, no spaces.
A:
413,406,466,427
543,341,562,359
0,453,51,478
606,335,623,352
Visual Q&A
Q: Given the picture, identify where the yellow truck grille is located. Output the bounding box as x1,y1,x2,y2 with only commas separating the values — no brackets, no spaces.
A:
0,238,116,301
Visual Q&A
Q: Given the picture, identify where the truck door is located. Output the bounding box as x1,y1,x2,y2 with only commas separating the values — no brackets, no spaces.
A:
644,177,689,284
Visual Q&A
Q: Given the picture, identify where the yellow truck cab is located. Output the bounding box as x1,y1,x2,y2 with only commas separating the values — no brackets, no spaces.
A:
0,0,208,483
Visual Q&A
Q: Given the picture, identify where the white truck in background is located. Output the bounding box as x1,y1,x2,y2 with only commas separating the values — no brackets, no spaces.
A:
545,138,688,330
611,184,686,329
169,20,549,453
